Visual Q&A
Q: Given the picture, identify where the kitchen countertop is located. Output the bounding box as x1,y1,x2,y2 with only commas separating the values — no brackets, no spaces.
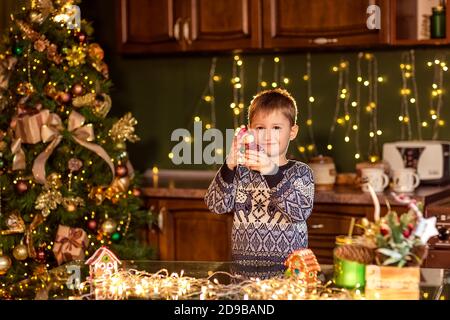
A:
142,169,450,206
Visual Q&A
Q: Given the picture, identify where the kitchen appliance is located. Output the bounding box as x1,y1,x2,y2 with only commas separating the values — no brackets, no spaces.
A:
383,140,450,185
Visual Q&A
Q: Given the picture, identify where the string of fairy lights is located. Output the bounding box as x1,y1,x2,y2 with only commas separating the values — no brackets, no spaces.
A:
427,55,447,139
167,52,447,165
296,53,318,161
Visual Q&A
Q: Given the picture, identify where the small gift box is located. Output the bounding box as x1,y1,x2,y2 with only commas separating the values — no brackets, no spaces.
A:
52,225,88,265
15,109,49,144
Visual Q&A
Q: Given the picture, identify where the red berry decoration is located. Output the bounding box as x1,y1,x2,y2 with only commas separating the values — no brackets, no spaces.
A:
403,229,411,238
380,227,389,236
115,165,128,177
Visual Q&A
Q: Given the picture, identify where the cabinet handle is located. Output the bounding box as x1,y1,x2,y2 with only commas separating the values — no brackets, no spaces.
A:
173,18,182,41
183,18,192,45
310,223,324,229
309,37,338,45
158,206,166,230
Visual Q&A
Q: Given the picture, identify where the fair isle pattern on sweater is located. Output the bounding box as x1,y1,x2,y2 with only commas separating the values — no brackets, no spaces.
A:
204,161,314,278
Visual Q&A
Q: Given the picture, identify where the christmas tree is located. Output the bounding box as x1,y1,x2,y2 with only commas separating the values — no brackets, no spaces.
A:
0,0,153,297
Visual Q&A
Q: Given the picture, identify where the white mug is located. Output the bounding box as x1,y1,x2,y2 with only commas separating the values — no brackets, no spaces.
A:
361,168,389,193
392,168,420,193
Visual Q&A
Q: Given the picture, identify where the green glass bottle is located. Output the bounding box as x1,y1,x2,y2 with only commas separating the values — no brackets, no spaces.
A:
431,5,446,39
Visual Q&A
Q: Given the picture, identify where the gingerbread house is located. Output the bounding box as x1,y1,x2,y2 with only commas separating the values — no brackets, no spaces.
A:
85,246,122,299
284,248,321,285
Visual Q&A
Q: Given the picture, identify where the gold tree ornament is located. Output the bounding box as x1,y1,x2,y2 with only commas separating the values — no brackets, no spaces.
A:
35,188,63,217
29,0,54,26
72,93,112,118
101,219,117,234
64,45,86,67
109,113,140,143
0,252,12,275
12,243,29,261
62,196,85,212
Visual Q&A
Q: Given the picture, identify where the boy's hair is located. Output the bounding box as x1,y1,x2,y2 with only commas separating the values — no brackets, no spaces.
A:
247,88,298,126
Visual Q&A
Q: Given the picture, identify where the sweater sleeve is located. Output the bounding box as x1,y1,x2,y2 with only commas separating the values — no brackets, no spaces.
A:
273,162,315,223
204,163,238,214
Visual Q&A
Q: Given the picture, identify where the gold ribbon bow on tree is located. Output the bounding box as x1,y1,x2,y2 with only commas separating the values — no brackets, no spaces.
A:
32,110,115,185
11,138,26,171
0,212,45,259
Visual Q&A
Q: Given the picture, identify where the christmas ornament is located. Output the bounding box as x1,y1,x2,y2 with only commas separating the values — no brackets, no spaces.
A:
62,196,85,212
44,83,58,98
64,45,86,67
88,43,104,61
13,244,29,261
47,43,62,64
68,158,83,172
115,164,128,177
109,113,140,143
88,220,97,231
58,92,71,104
132,188,142,197
30,0,54,23
111,232,122,243
46,172,62,189
53,225,88,265
76,31,86,43
15,179,29,194
35,188,63,217
71,83,84,96
13,44,24,56
0,55,18,110
35,245,46,263
92,61,109,78
72,92,112,117
16,82,35,96
101,219,117,234
93,93,112,117
34,37,47,52
0,211,26,235
0,253,12,275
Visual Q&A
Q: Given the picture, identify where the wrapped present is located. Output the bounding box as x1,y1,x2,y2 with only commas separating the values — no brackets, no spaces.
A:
52,225,88,265
14,109,49,144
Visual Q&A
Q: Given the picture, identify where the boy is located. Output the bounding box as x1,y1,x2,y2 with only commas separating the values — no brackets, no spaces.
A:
204,88,314,279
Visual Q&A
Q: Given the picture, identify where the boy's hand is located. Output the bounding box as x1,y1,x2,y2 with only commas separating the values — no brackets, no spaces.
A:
225,136,240,170
243,149,278,175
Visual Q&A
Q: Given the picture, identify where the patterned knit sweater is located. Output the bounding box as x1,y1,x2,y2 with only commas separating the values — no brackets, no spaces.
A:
204,160,314,279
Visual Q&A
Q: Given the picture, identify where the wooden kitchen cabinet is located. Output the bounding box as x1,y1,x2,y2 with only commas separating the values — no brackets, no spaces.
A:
262,0,390,49
145,194,407,264
117,0,261,54
147,197,233,261
117,0,185,54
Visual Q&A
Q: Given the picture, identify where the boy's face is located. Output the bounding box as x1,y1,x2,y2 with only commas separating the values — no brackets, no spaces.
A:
249,110,298,160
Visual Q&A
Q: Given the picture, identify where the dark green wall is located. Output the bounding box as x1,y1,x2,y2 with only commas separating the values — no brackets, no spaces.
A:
4,1,450,173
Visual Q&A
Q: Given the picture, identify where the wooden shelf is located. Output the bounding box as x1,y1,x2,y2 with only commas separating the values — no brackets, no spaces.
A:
391,0,450,46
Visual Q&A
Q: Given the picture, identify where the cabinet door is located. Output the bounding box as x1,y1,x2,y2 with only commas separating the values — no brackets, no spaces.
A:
117,0,185,54
183,0,261,51
157,199,233,261
263,0,390,49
